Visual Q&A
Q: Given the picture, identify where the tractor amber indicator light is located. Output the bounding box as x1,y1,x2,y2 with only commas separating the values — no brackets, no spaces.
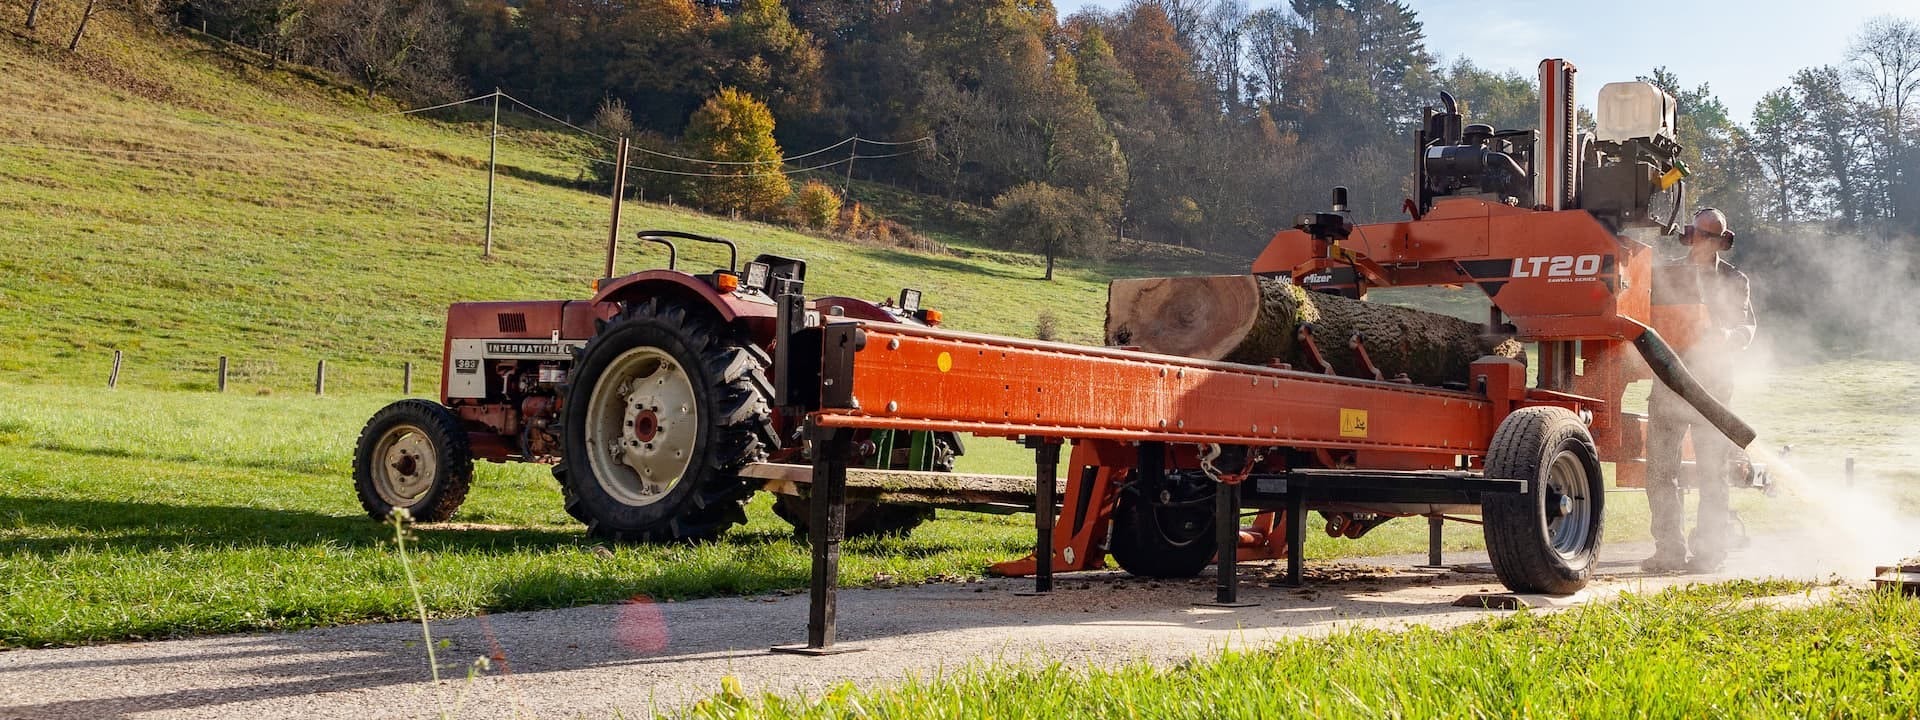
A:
921,308,943,326
714,272,741,294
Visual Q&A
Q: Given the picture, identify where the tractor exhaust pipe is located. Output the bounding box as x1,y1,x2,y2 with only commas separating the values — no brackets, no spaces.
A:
1621,319,1756,449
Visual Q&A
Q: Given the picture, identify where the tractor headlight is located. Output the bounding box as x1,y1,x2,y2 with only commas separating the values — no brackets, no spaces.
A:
743,261,771,294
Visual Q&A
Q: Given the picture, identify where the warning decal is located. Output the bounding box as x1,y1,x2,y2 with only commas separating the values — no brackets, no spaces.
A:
1339,408,1369,438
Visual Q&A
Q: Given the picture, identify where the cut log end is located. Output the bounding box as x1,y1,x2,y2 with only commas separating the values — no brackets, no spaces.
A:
1107,275,1261,359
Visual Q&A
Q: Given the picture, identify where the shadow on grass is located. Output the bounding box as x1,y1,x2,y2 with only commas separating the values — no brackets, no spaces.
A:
861,246,1040,282
1,435,340,476
0,496,583,556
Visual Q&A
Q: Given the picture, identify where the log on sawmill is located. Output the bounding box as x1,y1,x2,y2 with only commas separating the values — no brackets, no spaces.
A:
1106,275,1523,386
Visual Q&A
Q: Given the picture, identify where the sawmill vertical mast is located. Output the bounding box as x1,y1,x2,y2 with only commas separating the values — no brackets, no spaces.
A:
1536,59,1579,212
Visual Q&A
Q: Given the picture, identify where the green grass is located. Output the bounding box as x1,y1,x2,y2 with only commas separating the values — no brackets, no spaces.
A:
682,581,1920,719
4,12,1919,651
0,14,1174,397
4,358,1914,648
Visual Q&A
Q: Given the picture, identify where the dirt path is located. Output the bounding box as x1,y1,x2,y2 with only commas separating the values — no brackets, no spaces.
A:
0,543,1831,720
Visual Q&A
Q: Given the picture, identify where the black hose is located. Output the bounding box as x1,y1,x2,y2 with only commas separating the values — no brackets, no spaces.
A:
1658,179,1687,234
1630,324,1757,448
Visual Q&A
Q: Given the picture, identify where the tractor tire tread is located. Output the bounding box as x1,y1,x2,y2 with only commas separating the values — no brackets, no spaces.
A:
552,298,772,543
352,399,474,524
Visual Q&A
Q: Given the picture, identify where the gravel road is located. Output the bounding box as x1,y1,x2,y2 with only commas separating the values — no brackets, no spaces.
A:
0,542,1826,720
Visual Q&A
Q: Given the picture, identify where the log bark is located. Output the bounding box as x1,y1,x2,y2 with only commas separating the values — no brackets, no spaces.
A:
1108,275,1522,386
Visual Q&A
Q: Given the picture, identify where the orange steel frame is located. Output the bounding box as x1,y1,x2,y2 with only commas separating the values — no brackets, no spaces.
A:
802,196,1684,577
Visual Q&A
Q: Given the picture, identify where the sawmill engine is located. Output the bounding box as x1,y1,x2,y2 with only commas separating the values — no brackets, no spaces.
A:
1416,59,1686,230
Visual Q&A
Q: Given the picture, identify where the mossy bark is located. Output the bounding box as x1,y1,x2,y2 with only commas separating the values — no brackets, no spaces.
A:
1109,275,1521,386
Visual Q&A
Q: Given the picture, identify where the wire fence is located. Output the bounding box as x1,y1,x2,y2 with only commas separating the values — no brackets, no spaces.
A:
99,350,423,397
1,89,932,176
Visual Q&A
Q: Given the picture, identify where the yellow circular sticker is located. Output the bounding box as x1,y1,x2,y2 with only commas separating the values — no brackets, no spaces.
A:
936,351,953,373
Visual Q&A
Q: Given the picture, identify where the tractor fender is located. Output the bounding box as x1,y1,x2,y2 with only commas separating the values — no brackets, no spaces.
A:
591,270,778,326
813,296,916,325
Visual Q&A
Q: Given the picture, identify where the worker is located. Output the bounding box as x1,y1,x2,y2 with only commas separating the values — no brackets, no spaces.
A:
1642,208,1756,574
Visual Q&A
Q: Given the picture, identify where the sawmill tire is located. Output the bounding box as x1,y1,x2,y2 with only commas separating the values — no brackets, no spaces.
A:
1481,407,1606,594
553,298,775,543
353,399,475,523
1110,469,1218,578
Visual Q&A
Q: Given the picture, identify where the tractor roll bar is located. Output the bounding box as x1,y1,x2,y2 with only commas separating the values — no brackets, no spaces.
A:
636,234,677,271
637,230,738,272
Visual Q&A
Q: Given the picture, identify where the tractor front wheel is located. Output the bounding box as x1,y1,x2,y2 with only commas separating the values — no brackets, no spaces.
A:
352,399,475,523
553,299,773,543
1481,407,1606,594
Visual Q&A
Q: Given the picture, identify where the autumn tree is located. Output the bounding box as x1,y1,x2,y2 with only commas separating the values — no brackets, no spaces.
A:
684,88,791,216
990,182,1106,280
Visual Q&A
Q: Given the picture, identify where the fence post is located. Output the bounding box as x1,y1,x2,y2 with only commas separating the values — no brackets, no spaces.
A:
108,350,122,388
1846,456,1855,488
315,360,327,396
217,355,229,393
403,362,413,395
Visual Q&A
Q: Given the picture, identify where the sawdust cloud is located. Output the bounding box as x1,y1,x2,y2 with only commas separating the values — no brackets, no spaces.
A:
1710,227,1920,579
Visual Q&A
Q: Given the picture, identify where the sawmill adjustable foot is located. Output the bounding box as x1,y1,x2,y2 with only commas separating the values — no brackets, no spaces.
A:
1196,481,1259,608
1014,437,1063,596
772,426,866,656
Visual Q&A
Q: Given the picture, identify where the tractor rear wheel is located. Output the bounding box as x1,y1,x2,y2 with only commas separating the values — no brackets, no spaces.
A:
1109,470,1217,578
353,399,474,523
1481,407,1606,594
553,299,774,543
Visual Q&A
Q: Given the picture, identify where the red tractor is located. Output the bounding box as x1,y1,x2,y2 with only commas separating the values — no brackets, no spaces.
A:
351,231,957,541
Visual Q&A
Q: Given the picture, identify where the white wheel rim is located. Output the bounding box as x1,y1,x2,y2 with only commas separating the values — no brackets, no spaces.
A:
373,425,438,507
1543,450,1593,558
585,346,699,507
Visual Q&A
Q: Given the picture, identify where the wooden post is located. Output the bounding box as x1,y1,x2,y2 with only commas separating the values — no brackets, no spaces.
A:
603,137,631,278
484,89,499,258
315,360,327,396
841,137,859,199
1846,456,1856,488
108,350,121,388
67,0,98,51
217,355,228,393
403,362,413,395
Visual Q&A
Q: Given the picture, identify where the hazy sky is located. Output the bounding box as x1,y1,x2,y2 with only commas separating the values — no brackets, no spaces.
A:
1066,0,1918,125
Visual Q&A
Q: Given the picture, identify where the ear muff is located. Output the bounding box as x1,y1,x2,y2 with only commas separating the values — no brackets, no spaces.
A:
1719,230,1735,251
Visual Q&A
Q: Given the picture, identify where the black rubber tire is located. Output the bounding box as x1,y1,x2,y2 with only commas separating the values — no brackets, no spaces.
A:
552,298,773,543
1481,406,1606,594
772,496,936,538
1109,470,1217,579
352,399,474,523
770,432,953,538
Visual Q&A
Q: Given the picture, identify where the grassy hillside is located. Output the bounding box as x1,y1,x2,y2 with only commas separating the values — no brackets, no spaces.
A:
6,15,1917,650
0,15,1199,396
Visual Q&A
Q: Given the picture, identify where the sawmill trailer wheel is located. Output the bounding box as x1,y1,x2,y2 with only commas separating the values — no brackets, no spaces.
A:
1481,407,1605,593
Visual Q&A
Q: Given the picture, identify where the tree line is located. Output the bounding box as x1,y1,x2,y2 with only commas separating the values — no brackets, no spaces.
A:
25,0,1920,276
